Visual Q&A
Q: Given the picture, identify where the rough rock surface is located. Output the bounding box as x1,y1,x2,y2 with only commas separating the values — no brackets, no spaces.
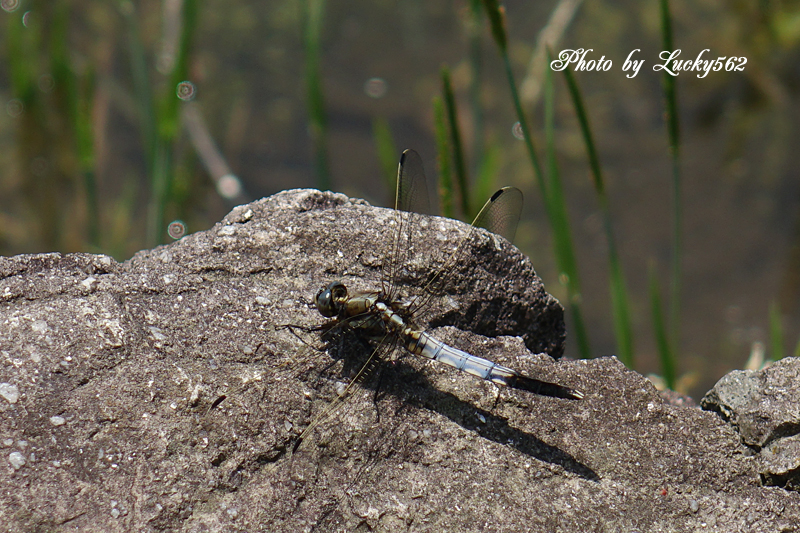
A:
0,189,798,532
702,357,800,492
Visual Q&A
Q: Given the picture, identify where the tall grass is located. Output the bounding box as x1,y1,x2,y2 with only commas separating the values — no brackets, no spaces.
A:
3,1,204,252
480,0,592,359
440,66,471,219
651,0,681,388
432,95,454,218
659,0,682,382
119,0,199,247
372,116,399,195
303,0,330,192
558,52,634,368
471,0,687,385
769,300,785,361
6,2,81,250
650,263,676,386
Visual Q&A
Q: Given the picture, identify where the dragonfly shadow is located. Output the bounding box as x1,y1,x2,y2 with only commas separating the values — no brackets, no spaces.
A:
355,354,600,483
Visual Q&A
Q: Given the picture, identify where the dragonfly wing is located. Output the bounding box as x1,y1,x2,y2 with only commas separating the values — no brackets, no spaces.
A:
411,186,523,315
294,333,397,452
395,149,431,215
472,186,523,244
384,149,434,300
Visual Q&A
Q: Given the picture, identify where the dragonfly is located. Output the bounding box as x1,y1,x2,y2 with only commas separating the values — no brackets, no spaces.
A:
292,149,582,449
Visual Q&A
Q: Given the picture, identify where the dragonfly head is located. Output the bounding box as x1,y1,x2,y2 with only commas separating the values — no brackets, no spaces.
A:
315,281,348,318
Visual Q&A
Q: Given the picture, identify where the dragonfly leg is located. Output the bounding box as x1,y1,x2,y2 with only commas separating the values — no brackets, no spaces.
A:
278,322,332,352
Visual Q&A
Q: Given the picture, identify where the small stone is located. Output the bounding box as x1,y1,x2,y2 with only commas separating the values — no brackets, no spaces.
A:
49,416,66,426
8,451,26,470
0,383,19,404
148,326,166,341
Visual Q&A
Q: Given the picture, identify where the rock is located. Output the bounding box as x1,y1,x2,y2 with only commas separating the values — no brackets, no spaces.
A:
702,357,800,492
1,189,799,532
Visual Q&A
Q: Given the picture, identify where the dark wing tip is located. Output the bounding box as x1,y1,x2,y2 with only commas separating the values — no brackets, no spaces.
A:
511,375,583,400
400,148,415,164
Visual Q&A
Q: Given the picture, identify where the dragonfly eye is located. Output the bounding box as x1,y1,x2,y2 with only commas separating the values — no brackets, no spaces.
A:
315,281,347,317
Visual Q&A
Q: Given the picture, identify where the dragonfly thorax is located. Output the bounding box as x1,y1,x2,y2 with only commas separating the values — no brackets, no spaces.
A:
315,280,382,319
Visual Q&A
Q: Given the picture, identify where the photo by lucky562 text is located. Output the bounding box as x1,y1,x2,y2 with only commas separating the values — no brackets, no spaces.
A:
550,48,747,79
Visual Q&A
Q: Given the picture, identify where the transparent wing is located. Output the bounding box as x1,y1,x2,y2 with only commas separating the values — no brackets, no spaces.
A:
410,185,523,316
384,149,433,301
395,149,431,215
473,186,523,244
389,150,522,315
293,334,398,452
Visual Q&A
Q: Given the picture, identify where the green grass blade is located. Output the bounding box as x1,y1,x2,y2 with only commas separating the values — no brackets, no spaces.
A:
303,0,330,191
36,2,96,250
148,0,199,245
441,65,470,219
659,0,682,362
482,0,590,358
480,0,544,186
51,3,100,249
769,300,785,361
7,6,56,248
481,0,508,53
371,116,398,195
117,1,157,166
559,48,634,367
116,1,163,244
159,0,199,141
149,142,173,244
543,55,590,359
432,96,453,219
649,264,676,389
467,0,486,176
474,143,500,208
75,62,99,248
6,3,39,111
503,53,544,191
74,69,100,250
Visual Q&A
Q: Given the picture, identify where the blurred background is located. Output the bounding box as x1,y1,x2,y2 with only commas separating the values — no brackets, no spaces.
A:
1,0,799,399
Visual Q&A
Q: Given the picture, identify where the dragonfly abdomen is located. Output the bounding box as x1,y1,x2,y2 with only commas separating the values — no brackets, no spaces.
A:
407,329,519,386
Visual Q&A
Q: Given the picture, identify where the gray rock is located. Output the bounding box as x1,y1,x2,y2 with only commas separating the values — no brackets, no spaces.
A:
1,189,799,532
702,357,800,492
